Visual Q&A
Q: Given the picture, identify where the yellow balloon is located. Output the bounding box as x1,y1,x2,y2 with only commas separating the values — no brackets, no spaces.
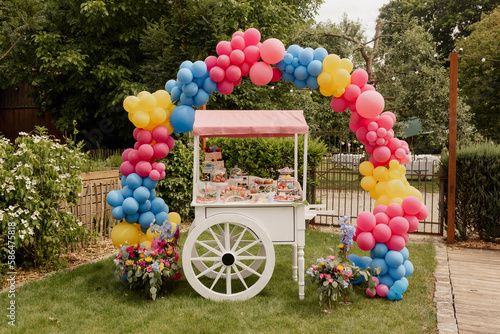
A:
144,121,157,132
389,170,401,179
375,181,387,198
111,222,140,248
361,175,376,192
375,195,390,206
138,233,148,244
322,54,341,73
123,96,140,113
132,111,150,128
406,186,423,200
160,121,174,135
398,165,407,176
388,160,400,170
146,227,160,241
390,197,403,205
317,72,333,87
387,179,406,198
152,90,172,109
168,212,182,224
340,58,353,73
333,69,351,87
150,107,167,124
373,166,389,181
319,86,334,97
369,190,378,200
142,240,152,249
128,111,135,123
137,91,150,98
333,87,346,98
138,93,156,112
359,161,374,176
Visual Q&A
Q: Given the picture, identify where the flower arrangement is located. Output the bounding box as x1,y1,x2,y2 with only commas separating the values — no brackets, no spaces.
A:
113,221,182,300
306,216,380,311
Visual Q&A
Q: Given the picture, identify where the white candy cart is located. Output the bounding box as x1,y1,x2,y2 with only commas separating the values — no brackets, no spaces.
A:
182,110,309,301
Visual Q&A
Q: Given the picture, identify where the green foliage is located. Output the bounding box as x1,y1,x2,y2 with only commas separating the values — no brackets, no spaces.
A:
0,127,88,269
156,135,195,221
456,7,500,141
441,142,500,241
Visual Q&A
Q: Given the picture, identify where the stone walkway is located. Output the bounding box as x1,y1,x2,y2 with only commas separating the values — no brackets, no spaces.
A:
433,238,500,333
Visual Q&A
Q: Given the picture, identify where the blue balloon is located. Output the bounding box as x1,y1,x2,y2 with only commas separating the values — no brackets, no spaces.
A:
386,289,396,300
112,206,126,220
120,185,134,198
122,197,139,215
307,60,323,76
285,64,295,74
142,176,158,190
293,79,306,89
106,190,124,207
283,52,294,64
180,60,193,70
292,58,300,67
139,211,155,229
121,175,127,187
401,277,409,288
282,71,294,82
395,292,403,300
403,260,414,277
194,89,210,107
287,44,302,57
392,279,407,294
126,212,139,224
133,186,150,203
378,274,394,288
294,65,309,80
276,60,286,71
183,82,199,97
298,48,314,66
385,250,404,268
177,68,193,84
155,211,169,225
171,86,181,101
306,76,319,89
313,47,328,61
149,189,156,200
203,78,217,94
361,256,372,267
370,258,388,275
194,76,205,87
125,173,142,189
165,79,177,93
400,247,409,261
348,254,367,268
151,198,165,214
370,242,389,259
170,105,196,133
191,60,208,78
389,265,406,280
179,93,194,106
138,200,152,213
163,203,169,214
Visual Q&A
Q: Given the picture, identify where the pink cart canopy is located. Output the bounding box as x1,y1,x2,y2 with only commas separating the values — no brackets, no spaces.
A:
193,110,308,138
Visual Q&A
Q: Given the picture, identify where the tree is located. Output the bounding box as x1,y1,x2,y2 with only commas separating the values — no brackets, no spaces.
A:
456,7,500,140
378,0,498,57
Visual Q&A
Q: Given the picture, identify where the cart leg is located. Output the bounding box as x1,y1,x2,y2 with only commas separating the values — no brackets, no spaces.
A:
292,243,298,281
298,246,305,300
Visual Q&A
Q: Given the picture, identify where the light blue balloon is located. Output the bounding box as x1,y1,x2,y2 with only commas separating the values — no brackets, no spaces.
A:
203,77,217,94
194,89,210,107
285,64,295,74
183,82,199,97
139,211,155,229
138,200,151,213
142,176,158,190
155,211,169,225
276,60,286,71
370,258,388,275
403,260,414,277
177,68,193,84
362,256,372,267
292,58,300,67
180,60,193,70
112,206,126,220
307,60,323,76
400,247,409,261
370,242,389,259
165,79,177,93
388,264,406,280
392,279,407,294
121,175,127,187
298,48,314,66
385,250,404,268
125,173,142,189
283,53,294,64
378,273,394,288
313,47,328,61
170,105,196,133
191,60,207,78
386,289,396,301
306,76,319,89
170,86,181,101
151,197,166,214
133,186,150,203
163,203,169,214
287,44,302,57
194,76,205,87
282,71,294,82
293,79,306,89
401,277,409,288
395,292,403,300
125,212,139,224
122,197,139,215
179,93,194,106
120,185,134,198
149,189,156,201
106,190,124,207
294,65,309,81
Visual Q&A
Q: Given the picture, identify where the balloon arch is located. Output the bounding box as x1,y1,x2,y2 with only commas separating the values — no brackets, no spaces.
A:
107,28,428,301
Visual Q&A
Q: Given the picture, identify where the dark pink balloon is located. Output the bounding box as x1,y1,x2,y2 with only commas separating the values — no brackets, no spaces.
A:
216,40,232,56
389,217,409,235
386,203,404,218
243,27,261,46
357,232,376,251
405,215,420,233
249,62,273,86
331,96,349,112
230,35,246,50
133,127,141,140
120,161,135,176
225,65,242,82
357,211,376,232
230,49,245,65
271,67,282,82
121,148,133,162
153,142,169,159
373,146,391,163
217,79,235,95
361,84,375,92
375,212,390,225
209,66,225,82
386,235,406,251
205,56,218,71
149,169,161,181
350,69,368,88
240,62,251,76
165,136,175,150
217,55,231,69
373,204,388,215
128,150,141,165
137,129,152,144
416,205,429,221
344,84,361,102
243,45,261,64
376,284,389,297
135,161,152,177
138,144,154,160
152,126,169,143
373,224,392,242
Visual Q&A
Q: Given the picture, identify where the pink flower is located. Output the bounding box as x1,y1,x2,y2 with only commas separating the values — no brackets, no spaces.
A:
165,261,171,268
326,255,335,261
117,253,122,259
328,278,333,284
147,266,152,272
150,250,157,257
319,273,324,279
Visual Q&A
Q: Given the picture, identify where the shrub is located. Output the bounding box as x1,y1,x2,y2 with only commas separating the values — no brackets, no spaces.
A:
0,127,88,269
441,142,500,241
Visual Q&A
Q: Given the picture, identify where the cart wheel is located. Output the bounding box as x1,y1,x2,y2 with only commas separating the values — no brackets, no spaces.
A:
182,213,275,301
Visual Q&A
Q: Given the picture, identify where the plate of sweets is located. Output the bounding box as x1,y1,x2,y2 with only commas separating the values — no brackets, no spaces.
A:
274,194,301,202
254,178,274,185
221,185,248,202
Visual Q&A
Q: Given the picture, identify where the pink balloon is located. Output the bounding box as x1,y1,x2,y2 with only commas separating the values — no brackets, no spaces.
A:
240,62,251,76
400,155,410,164
377,127,388,138
375,212,390,225
217,55,231,69
344,84,361,101
373,204,388,215
386,203,404,218
155,162,166,172
128,150,141,165
356,91,385,118
243,45,261,64
388,138,402,152
357,211,376,232
372,276,380,286
353,225,361,241
382,111,396,123
216,41,232,56
205,56,218,71
137,129,153,144
385,130,395,141
376,138,387,146
160,171,166,179
373,224,392,243
133,127,141,140
165,136,175,150
244,28,261,45
377,115,394,131
149,169,161,181
153,143,169,159
357,232,376,251
230,35,246,50
365,143,375,154
152,126,169,143
373,146,391,163
367,122,379,131
366,131,377,142
350,111,361,125
209,66,225,82
259,38,285,64
349,121,360,132
135,161,152,177
271,67,282,82
405,215,420,233
361,84,375,92
121,148,133,162
120,161,135,176
330,96,348,112
249,62,273,86
416,205,429,221
230,49,245,65
133,141,140,150
217,79,234,95
356,126,369,144
389,217,409,235
225,65,242,82
138,144,154,160
350,69,368,88
402,196,421,215
366,287,376,298
402,232,410,243
349,101,357,112
376,284,389,297
387,235,406,251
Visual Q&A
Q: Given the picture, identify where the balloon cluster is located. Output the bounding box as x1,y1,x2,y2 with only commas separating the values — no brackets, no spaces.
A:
276,45,327,89
317,54,354,97
123,90,176,132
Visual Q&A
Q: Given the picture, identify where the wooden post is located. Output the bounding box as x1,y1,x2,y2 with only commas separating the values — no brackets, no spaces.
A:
199,104,207,150
447,53,458,244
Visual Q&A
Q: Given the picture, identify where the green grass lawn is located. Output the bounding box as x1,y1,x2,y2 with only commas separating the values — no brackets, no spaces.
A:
0,230,437,334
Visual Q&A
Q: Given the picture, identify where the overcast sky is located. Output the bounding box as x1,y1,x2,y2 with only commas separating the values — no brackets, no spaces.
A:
315,0,392,39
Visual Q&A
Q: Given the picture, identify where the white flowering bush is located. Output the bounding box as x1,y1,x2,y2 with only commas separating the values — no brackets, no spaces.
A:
0,127,88,268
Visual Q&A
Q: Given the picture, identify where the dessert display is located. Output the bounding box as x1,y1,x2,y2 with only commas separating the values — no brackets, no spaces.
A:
196,182,217,203
221,185,249,202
